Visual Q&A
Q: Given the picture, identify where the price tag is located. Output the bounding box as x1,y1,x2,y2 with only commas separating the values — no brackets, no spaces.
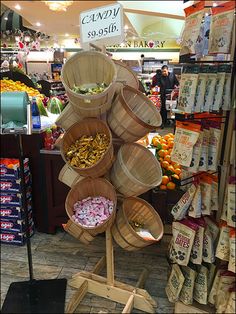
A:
80,3,124,49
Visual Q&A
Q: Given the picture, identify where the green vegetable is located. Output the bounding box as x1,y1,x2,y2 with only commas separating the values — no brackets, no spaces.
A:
37,98,48,116
72,83,108,95
47,97,63,114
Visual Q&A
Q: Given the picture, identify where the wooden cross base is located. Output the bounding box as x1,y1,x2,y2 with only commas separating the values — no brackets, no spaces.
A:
66,229,157,313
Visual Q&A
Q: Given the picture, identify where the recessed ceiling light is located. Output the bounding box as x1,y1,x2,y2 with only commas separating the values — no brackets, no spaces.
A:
212,2,218,7
15,4,21,10
65,33,69,37
4,17,8,20
36,22,41,27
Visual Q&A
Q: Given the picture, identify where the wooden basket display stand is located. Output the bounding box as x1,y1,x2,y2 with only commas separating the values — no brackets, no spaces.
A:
61,118,114,178
65,177,117,236
56,102,81,131
58,163,83,188
108,85,162,142
60,45,161,314
61,50,117,118
110,143,162,197
112,197,164,251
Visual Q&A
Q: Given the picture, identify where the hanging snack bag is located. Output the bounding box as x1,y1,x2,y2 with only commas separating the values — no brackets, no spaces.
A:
202,226,215,263
189,184,202,218
181,168,195,191
208,267,225,305
200,174,213,216
171,184,197,220
165,264,185,303
207,264,217,294
222,65,232,110
193,265,209,305
190,217,205,264
204,65,218,112
225,288,236,314
178,66,199,113
198,127,210,171
171,121,201,167
180,1,205,54
179,266,197,305
228,228,236,273
170,219,198,266
208,126,221,171
221,185,228,222
227,177,236,228
215,271,235,310
187,130,203,173
212,65,227,111
204,216,219,242
194,66,208,112
215,221,230,261
209,1,236,54
211,175,219,212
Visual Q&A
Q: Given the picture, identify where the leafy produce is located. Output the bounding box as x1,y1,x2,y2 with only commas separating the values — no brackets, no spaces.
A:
72,82,108,95
47,96,63,114
151,133,182,190
0,79,43,98
66,133,109,168
36,97,48,117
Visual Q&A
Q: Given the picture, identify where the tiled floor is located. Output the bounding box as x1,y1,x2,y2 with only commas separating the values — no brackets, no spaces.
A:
1,229,173,313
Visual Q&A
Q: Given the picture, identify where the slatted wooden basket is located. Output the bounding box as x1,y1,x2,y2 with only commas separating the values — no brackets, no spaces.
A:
65,177,117,236
56,102,81,131
58,163,83,188
63,219,95,244
113,60,139,94
61,118,114,178
110,143,162,197
107,85,162,142
112,197,164,251
61,51,117,118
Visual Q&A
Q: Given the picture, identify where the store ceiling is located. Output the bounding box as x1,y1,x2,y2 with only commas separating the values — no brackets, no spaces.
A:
1,0,186,41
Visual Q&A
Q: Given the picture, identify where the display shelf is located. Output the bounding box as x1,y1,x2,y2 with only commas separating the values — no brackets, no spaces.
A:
37,79,66,97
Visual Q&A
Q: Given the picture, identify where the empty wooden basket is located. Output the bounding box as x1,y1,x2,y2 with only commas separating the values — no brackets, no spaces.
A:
110,143,162,197
61,51,117,118
112,197,164,251
65,177,117,236
113,60,139,94
61,118,114,178
63,219,95,244
107,85,162,142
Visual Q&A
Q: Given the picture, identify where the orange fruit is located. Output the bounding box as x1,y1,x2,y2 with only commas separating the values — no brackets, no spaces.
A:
161,175,169,185
160,184,167,190
160,139,167,145
167,165,175,173
167,182,176,190
168,148,173,155
161,143,168,150
159,157,164,163
163,134,171,141
167,140,174,148
173,163,180,169
152,137,160,147
171,174,179,180
164,155,171,163
158,149,166,158
174,168,181,175
161,161,169,169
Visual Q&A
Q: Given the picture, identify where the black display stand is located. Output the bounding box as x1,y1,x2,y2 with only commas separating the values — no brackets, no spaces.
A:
1,133,67,314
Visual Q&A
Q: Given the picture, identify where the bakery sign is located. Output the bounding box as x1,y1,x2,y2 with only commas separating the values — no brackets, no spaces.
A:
108,39,180,49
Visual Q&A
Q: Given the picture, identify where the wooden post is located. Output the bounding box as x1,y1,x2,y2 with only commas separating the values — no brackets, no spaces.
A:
106,227,115,286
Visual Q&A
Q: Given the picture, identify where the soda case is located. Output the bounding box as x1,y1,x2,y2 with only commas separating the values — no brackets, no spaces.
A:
0,226,35,246
0,188,32,207
0,173,31,193
0,200,32,220
0,158,30,180
0,211,34,233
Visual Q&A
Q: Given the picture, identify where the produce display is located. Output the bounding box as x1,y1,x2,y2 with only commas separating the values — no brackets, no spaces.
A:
66,133,109,168
0,79,43,99
72,196,114,227
151,133,182,190
47,96,63,114
73,83,108,95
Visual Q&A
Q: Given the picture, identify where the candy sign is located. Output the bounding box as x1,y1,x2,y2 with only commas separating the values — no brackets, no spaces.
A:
80,3,124,49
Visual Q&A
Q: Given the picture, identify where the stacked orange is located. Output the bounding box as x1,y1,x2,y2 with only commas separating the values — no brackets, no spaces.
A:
151,133,181,190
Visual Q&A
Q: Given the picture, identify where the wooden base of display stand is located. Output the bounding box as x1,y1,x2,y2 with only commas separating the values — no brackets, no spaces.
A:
66,228,157,313
174,301,215,314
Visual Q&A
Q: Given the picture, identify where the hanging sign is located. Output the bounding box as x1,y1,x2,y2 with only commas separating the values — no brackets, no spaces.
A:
80,3,124,49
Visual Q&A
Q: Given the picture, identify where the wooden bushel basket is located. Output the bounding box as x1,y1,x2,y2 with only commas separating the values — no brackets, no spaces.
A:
61,118,114,178
58,163,83,188
112,197,164,251
55,102,81,131
61,51,117,118
107,85,162,142
110,143,162,197
63,219,95,244
65,177,117,236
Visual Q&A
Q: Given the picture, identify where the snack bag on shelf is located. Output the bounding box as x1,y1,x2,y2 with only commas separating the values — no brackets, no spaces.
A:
200,174,213,216
212,65,227,111
180,1,205,55
190,217,205,265
165,264,185,303
209,1,236,54
202,226,215,263
222,65,233,110
198,127,210,171
227,177,236,228
194,66,208,113
204,66,218,112
211,176,219,212
208,126,222,171
171,121,201,167
177,66,199,113
215,271,235,311
225,287,236,313
170,219,198,266
179,266,196,305
204,216,219,242
187,130,203,173
221,185,228,222
188,184,202,218
207,264,217,295
171,184,197,220
215,221,230,261
193,265,209,305
208,267,224,305
228,228,236,273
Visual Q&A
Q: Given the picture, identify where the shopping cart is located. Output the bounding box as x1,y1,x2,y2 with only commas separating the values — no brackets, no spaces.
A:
165,88,179,122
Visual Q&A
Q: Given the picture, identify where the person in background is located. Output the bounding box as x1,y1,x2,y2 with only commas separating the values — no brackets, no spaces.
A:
151,69,162,88
159,65,179,128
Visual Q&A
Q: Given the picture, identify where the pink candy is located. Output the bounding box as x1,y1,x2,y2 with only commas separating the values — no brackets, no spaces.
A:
72,196,114,228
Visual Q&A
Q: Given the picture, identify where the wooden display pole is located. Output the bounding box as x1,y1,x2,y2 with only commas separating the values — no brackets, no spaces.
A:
65,227,157,313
